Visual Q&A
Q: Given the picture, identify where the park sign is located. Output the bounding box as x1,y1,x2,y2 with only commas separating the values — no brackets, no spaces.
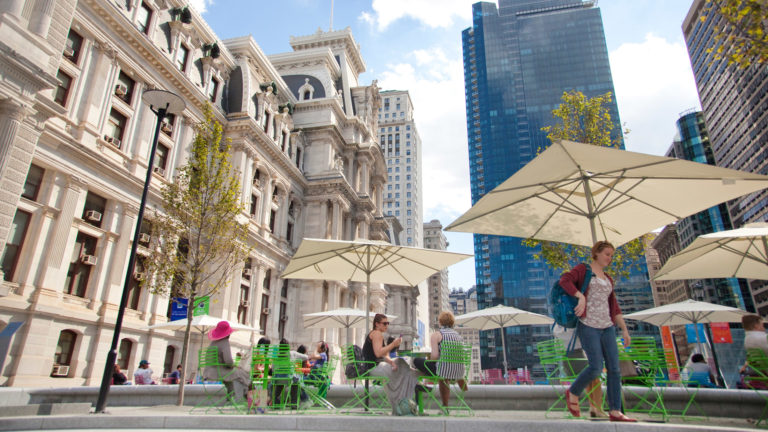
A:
169,296,210,321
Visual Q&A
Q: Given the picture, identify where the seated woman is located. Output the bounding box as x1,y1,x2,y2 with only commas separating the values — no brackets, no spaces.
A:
413,311,467,407
203,321,251,402
686,353,717,388
307,341,330,397
364,313,419,415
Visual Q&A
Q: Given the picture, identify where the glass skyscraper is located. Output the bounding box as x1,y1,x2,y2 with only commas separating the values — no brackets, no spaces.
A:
462,0,654,373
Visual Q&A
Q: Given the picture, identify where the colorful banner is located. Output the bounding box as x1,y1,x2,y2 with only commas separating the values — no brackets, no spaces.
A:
169,298,187,321
685,323,707,343
661,326,680,380
710,322,733,343
193,296,210,316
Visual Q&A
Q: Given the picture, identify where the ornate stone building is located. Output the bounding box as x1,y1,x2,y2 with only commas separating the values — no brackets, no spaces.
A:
0,1,390,386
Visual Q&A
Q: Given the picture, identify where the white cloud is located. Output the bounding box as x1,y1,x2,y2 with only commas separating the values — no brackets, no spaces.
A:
609,33,701,156
377,46,472,224
188,0,213,14
362,0,491,31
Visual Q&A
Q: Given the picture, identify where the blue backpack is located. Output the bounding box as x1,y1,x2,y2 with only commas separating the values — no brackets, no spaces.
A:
549,264,592,328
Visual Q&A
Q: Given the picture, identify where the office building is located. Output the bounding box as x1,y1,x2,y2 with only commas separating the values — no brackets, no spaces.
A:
683,0,768,314
0,1,391,385
462,0,653,372
665,110,750,310
424,220,450,328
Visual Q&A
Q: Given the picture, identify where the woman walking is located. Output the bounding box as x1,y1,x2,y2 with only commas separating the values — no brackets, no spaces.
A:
561,241,636,422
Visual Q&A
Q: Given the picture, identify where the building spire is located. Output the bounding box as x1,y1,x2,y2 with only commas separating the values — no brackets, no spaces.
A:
329,0,334,31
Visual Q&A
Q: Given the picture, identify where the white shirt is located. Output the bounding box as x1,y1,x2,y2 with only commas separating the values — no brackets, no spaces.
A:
134,367,153,385
745,330,768,355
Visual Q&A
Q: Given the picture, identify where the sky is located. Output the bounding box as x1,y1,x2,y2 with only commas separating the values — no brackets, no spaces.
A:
193,0,702,291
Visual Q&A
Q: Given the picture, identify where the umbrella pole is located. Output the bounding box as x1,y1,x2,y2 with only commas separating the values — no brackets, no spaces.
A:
365,269,371,411
583,180,597,245
705,323,726,388
500,326,509,382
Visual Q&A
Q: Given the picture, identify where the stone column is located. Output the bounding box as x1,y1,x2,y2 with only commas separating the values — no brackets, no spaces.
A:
249,263,266,342
38,175,85,290
0,101,26,187
330,200,340,239
77,42,117,129
28,0,55,37
0,0,24,18
360,161,369,195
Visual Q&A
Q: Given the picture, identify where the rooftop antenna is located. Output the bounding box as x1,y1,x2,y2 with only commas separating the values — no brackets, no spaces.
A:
330,0,334,31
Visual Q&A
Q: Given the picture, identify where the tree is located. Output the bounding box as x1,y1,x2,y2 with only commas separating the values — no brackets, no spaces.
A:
143,104,252,406
704,0,768,68
522,91,646,279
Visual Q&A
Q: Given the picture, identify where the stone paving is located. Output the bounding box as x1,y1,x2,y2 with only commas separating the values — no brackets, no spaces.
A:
0,404,761,432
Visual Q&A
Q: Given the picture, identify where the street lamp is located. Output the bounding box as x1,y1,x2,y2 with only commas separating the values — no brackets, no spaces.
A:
95,89,185,413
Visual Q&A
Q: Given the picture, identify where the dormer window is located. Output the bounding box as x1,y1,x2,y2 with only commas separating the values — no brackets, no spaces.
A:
298,78,315,100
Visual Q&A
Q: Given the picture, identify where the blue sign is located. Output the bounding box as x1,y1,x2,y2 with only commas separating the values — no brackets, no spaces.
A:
170,298,188,321
685,323,707,343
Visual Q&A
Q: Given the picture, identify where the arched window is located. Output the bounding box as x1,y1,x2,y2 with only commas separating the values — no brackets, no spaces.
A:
163,345,176,375
54,330,77,366
298,78,315,100
303,90,311,100
118,339,133,370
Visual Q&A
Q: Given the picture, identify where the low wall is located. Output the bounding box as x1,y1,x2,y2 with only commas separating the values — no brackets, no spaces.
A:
0,384,763,418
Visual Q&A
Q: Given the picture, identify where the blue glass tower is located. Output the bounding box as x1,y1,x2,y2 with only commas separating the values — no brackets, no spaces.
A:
462,0,654,373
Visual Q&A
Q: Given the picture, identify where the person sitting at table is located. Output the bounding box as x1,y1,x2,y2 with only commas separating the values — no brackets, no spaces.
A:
307,341,331,397
168,364,182,384
413,311,468,407
739,314,768,388
204,320,251,402
685,353,717,388
364,313,420,415
112,364,128,385
133,360,155,385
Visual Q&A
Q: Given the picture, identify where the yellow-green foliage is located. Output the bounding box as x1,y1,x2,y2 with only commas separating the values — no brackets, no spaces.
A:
704,0,768,68
524,91,645,280
143,104,252,303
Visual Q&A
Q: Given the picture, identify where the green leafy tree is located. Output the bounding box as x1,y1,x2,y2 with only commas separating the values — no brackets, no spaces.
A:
144,104,251,406
522,91,645,279
704,0,768,68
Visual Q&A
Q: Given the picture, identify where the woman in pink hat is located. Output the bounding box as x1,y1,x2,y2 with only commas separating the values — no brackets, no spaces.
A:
203,320,251,401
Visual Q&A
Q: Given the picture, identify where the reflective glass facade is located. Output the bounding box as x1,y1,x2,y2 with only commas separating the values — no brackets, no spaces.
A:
667,111,752,311
462,0,654,373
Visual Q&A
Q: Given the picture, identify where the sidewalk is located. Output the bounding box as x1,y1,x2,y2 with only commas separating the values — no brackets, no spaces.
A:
0,404,760,432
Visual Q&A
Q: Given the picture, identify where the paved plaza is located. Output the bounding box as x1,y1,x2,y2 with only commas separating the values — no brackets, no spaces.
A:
0,404,761,432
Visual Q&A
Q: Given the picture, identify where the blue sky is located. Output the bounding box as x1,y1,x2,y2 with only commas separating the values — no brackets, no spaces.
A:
194,0,701,290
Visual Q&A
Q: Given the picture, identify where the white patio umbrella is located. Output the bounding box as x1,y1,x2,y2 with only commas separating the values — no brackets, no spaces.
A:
454,305,554,376
303,308,397,346
654,223,768,281
446,140,768,247
282,238,473,334
623,298,748,362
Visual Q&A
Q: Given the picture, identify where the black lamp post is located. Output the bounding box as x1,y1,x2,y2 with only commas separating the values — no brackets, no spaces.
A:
95,89,185,413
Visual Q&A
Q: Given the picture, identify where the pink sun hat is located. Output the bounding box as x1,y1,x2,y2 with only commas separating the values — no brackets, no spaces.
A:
208,320,235,341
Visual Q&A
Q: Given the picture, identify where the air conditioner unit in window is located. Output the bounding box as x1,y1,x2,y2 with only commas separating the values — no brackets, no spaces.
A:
104,135,122,149
242,268,252,277
262,307,271,315
240,300,250,307
115,84,128,97
161,122,173,133
51,365,70,377
153,166,165,176
133,271,145,280
63,47,74,58
280,315,288,321
80,254,97,265
85,209,102,222
138,233,151,243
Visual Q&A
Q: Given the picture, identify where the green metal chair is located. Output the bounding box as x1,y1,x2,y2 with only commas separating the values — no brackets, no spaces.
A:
617,336,668,420
414,342,473,416
191,347,247,414
536,338,601,419
301,354,337,411
744,348,768,427
268,344,298,411
338,344,390,414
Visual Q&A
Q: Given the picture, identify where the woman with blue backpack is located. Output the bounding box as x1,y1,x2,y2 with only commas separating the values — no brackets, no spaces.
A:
561,240,636,423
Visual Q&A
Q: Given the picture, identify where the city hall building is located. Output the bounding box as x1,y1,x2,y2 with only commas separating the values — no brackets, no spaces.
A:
0,0,419,386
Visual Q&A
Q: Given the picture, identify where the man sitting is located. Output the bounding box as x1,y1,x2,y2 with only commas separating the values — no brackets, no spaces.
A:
740,314,768,389
685,354,717,388
133,360,155,385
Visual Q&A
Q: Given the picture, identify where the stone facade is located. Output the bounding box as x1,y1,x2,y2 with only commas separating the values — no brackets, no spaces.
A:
0,1,391,386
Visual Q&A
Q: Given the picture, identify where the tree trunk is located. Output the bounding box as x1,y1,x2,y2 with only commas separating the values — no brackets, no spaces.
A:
176,293,197,406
